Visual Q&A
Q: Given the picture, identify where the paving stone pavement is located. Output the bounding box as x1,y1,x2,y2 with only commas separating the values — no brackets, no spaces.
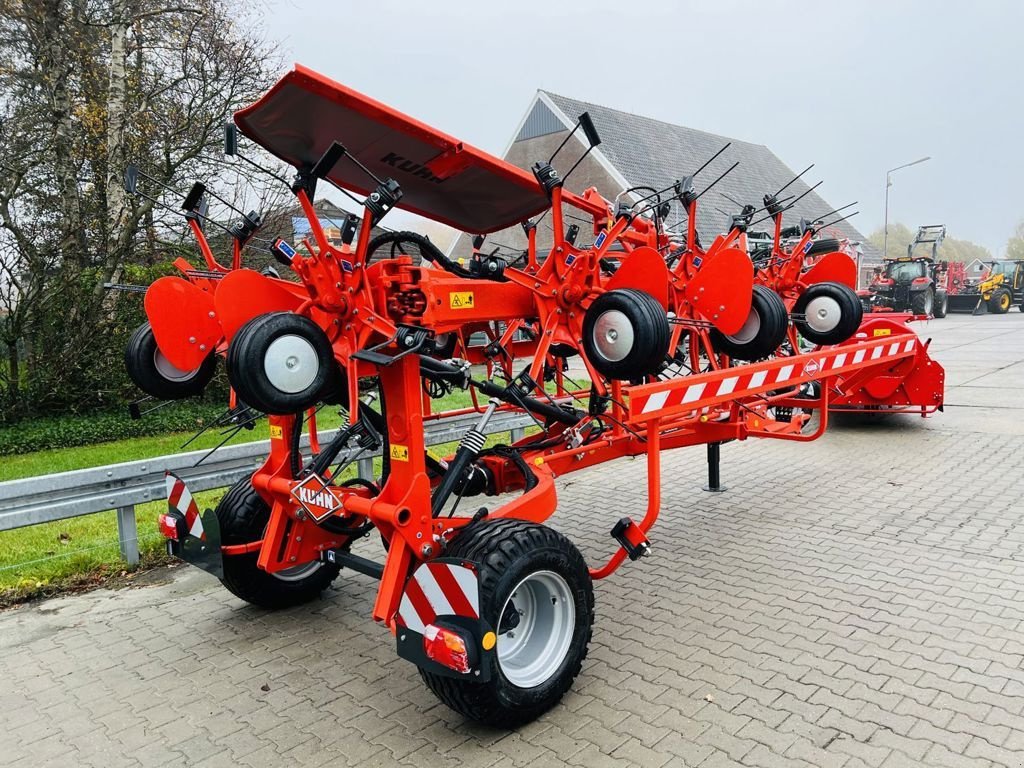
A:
2,313,1024,768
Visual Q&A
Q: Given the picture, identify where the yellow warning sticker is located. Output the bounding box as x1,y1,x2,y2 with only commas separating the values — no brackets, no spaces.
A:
390,444,409,462
873,328,892,337
449,291,475,309
269,425,284,439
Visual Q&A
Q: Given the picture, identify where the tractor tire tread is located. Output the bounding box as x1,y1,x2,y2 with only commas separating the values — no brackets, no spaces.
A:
419,519,594,727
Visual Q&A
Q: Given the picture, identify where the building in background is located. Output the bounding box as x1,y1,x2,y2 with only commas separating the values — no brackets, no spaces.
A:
452,91,879,284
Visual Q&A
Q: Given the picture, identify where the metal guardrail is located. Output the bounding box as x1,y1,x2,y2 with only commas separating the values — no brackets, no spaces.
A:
0,411,532,566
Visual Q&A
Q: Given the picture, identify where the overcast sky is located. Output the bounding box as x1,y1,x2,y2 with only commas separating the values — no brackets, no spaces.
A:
262,0,1023,255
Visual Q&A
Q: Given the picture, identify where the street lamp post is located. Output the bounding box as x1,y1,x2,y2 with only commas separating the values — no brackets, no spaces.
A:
883,156,931,260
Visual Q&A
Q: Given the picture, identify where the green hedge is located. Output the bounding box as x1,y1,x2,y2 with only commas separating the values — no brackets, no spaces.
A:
0,401,224,456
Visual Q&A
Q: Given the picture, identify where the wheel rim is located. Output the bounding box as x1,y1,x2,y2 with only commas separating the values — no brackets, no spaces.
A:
272,561,322,582
153,349,199,383
263,334,319,394
497,570,575,688
727,306,762,344
803,295,843,333
592,309,635,362
1001,294,1010,309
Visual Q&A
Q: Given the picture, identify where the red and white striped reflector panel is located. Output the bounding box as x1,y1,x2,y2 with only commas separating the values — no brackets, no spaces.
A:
397,562,479,634
627,336,919,424
165,472,204,540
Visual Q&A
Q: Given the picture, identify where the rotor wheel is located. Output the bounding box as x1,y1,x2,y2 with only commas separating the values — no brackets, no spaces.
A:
792,282,863,346
581,288,669,380
709,285,789,360
419,519,593,727
215,478,340,609
226,312,338,414
125,322,217,400
804,238,841,257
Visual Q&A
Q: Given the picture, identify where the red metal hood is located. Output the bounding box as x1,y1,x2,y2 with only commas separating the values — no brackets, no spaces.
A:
235,65,550,234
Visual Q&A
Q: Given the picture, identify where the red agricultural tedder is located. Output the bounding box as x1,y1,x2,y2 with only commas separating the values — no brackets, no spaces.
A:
127,65,944,725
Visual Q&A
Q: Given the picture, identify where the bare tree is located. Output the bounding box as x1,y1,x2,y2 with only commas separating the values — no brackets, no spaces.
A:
0,0,281,417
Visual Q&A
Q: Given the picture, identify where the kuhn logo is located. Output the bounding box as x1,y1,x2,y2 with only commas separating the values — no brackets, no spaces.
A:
291,474,342,522
803,359,821,376
380,153,445,185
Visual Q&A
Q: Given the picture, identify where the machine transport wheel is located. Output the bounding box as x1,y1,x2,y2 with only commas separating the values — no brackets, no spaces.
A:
910,287,934,316
989,288,1012,314
227,312,337,415
125,321,217,400
215,477,340,608
792,282,863,345
933,290,948,318
419,519,594,727
709,285,788,360
582,288,669,380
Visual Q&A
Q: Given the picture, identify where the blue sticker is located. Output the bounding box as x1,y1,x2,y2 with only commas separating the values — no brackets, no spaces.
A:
693,256,703,268
803,240,813,254
341,259,354,273
277,240,297,259
594,231,607,249
565,254,576,266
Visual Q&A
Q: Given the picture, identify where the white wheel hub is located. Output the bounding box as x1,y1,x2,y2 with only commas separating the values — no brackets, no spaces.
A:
593,310,635,362
727,307,762,344
263,334,319,394
153,349,199,383
497,570,575,688
273,561,322,582
804,295,843,333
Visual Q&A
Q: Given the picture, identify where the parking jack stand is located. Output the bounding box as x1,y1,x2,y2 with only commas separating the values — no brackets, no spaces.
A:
702,442,727,493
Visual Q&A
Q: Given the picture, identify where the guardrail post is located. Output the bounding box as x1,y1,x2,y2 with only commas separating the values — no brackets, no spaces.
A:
510,427,526,442
117,504,140,566
357,456,374,481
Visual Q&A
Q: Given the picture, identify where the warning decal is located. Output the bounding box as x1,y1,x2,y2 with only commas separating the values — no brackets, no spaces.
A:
449,291,475,309
390,444,410,462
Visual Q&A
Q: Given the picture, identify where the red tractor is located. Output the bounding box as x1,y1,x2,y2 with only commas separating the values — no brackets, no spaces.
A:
861,225,949,318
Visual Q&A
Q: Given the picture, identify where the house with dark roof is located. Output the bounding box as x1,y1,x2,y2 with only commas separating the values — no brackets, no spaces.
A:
452,91,879,281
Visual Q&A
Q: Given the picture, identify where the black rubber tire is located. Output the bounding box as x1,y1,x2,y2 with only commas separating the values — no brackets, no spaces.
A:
215,477,340,609
933,290,948,318
989,288,1012,314
582,288,669,380
792,281,863,346
125,322,216,400
419,519,594,727
710,285,789,360
910,287,934,316
226,312,335,415
804,238,841,257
